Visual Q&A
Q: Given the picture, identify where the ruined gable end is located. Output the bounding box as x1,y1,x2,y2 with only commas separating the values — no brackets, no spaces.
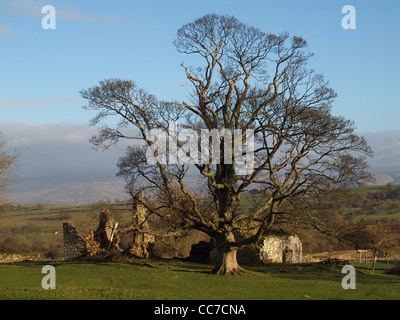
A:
63,222,88,260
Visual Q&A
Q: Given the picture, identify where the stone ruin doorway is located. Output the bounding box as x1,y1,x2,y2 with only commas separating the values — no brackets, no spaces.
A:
282,247,293,263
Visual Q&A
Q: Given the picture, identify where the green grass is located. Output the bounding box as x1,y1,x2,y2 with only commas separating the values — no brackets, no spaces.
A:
1,189,400,300
0,259,399,300
350,184,400,194
4,202,132,229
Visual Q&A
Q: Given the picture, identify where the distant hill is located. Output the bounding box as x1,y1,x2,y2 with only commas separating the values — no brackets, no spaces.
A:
8,176,129,205
8,171,400,205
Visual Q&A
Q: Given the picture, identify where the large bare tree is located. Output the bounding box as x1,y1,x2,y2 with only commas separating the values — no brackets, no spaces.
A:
81,14,372,274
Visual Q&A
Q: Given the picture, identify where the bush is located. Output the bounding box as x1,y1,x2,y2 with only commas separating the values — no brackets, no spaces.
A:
0,235,32,254
0,233,64,258
385,264,400,276
44,245,63,259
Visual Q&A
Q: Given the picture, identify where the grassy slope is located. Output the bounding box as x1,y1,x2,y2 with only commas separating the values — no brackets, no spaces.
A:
0,259,399,300
3,183,400,235
350,184,400,222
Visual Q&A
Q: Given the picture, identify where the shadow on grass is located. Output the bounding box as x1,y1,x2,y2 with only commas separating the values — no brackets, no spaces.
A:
245,262,350,283
168,267,212,274
0,257,160,270
1,258,375,283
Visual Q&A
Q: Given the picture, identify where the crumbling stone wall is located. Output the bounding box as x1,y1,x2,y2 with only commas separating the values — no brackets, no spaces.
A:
129,199,154,258
94,209,121,252
63,222,88,260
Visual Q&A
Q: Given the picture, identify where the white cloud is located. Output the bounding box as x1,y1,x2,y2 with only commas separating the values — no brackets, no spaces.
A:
0,122,134,179
0,98,84,108
57,7,118,24
5,0,135,25
363,131,400,172
0,24,14,36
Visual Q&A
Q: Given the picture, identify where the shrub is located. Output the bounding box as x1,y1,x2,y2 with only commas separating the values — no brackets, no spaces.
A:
0,235,32,254
44,245,63,259
385,264,400,276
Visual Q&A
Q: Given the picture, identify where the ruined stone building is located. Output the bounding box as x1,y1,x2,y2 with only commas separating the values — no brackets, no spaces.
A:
190,231,303,264
63,203,155,260
63,209,121,260
236,231,303,264
63,198,303,264
62,201,209,261
258,234,302,263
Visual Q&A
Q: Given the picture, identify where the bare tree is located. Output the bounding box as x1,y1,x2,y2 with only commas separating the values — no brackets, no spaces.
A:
353,223,400,273
81,14,372,274
0,133,19,208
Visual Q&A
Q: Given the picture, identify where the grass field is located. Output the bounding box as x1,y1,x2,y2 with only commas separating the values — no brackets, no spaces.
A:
1,187,400,301
0,259,399,300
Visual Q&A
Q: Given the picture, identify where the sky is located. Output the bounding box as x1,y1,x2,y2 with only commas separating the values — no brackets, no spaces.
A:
1,0,400,180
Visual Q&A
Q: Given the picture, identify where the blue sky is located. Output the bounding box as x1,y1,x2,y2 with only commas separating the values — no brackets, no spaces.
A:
1,0,400,184
0,0,399,133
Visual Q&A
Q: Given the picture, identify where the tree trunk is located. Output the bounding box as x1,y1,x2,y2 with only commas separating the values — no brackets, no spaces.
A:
372,253,377,274
212,248,244,275
211,234,245,275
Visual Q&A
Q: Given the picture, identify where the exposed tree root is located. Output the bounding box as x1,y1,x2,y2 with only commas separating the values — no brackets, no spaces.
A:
212,265,246,275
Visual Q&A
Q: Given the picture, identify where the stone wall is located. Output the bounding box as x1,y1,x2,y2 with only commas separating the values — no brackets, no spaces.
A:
129,200,155,258
259,235,302,263
63,222,88,260
193,234,303,264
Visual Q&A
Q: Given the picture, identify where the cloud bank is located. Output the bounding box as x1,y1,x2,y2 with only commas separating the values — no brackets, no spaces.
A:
0,122,131,179
0,122,399,183
0,98,84,108
362,131,400,173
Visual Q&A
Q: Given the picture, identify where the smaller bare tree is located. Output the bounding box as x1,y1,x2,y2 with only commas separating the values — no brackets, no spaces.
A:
352,223,400,273
0,133,19,209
